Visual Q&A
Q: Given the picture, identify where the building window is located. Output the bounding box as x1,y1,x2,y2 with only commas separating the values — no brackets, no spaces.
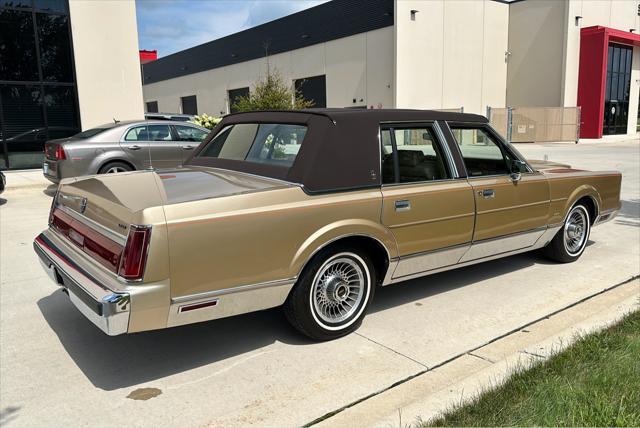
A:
0,1,80,170
146,101,158,113
295,75,326,108
181,95,197,115
603,44,633,135
228,87,249,113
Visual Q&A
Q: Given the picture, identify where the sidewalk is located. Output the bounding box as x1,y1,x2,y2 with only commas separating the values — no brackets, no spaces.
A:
314,277,639,427
2,169,52,192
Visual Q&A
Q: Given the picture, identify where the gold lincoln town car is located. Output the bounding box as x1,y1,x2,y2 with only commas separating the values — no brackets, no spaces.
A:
34,109,622,340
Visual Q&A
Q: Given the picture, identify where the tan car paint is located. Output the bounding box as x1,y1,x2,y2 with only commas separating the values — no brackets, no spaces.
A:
48,161,622,333
381,180,475,256
468,172,551,241
162,186,397,299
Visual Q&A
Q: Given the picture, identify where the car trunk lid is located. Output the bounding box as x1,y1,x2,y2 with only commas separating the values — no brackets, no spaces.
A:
154,166,295,205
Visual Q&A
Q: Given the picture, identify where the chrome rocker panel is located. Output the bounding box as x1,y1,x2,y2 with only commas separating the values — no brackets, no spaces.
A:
34,233,130,336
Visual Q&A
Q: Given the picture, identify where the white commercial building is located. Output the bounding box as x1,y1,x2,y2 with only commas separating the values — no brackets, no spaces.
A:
142,0,639,139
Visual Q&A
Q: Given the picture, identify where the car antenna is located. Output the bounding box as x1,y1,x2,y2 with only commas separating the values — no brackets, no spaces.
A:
113,118,120,124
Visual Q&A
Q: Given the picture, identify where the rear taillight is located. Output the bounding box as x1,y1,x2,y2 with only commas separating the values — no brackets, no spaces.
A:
118,225,152,281
55,145,66,160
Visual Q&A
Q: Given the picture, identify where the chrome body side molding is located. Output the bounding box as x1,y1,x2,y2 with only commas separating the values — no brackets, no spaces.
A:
459,227,546,263
382,225,562,286
167,278,296,328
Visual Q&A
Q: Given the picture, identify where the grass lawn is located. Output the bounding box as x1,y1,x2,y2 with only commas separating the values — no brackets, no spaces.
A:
426,310,640,427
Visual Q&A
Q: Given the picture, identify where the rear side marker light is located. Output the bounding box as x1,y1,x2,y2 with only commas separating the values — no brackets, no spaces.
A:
118,225,152,281
179,299,219,313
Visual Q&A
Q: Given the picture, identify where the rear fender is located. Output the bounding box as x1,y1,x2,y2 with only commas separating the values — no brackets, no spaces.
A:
290,219,398,278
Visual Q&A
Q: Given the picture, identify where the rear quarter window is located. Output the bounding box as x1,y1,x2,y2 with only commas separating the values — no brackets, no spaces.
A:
198,123,307,168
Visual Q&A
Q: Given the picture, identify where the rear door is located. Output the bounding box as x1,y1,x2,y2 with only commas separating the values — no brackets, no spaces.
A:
146,124,183,169
447,124,550,262
380,122,475,280
172,124,209,162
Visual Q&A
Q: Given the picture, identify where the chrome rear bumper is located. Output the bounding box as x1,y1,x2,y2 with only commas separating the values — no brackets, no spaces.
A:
34,233,130,335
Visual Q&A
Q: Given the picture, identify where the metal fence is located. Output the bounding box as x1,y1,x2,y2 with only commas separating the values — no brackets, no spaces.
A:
487,106,581,143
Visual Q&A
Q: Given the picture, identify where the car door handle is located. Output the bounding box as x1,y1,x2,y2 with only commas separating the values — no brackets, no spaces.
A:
128,145,141,151
395,200,411,212
182,145,194,150
478,189,495,199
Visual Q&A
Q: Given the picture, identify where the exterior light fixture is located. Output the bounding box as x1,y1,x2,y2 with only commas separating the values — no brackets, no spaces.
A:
575,15,582,26
410,9,419,20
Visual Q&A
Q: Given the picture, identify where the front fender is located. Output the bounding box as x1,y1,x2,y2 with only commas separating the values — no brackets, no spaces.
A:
289,219,398,277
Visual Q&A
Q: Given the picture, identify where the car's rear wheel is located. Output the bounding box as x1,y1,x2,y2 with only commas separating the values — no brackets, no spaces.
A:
543,203,591,263
284,245,375,340
98,161,133,174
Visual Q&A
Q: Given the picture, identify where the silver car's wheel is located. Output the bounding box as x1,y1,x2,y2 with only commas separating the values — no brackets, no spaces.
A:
105,166,127,173
564,206,589,256
98,162,133,175
311,254,366,325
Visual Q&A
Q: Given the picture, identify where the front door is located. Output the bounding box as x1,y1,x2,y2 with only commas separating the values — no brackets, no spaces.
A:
380,123,475,279
120,125,151,169
448,125,550,262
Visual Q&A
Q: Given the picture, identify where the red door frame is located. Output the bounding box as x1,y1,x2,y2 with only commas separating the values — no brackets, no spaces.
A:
577,26,640,138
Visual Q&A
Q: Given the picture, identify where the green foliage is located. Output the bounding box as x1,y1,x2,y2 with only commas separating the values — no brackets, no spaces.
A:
190,113,221,130
426,309,640,427
233,68,314,112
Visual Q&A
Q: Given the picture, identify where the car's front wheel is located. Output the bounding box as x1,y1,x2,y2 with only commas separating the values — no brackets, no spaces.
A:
543,203,591,263
284,245,375,340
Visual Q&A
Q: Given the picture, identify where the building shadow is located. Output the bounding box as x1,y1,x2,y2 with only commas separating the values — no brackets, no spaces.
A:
37,249,557,391
0,197,6,206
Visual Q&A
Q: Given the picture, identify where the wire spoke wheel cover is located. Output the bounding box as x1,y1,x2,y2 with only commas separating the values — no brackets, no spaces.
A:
564,206,589,256
310,252,370,329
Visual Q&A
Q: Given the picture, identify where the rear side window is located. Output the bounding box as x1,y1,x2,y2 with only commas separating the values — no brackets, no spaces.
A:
147,124,171,141
198,123,307,168
381,125,450,184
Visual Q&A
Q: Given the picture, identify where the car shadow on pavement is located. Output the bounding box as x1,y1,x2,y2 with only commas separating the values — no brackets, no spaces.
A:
36,250,560,391
43,185,57,197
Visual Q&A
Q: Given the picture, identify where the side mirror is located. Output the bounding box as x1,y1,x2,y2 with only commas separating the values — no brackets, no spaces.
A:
510,160,523,182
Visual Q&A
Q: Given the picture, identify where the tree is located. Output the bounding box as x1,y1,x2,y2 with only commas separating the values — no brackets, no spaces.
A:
233,68,314,112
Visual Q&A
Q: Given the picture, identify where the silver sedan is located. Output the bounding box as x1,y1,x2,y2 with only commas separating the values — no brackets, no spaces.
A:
42,120,210,183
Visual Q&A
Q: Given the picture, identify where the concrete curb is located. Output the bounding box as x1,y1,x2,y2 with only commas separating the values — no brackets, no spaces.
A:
312,276,640,428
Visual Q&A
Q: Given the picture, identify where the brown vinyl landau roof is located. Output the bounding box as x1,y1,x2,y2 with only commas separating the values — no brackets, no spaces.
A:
187,109,488,193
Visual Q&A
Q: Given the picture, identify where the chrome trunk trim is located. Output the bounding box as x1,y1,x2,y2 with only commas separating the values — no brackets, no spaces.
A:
56,202,127,245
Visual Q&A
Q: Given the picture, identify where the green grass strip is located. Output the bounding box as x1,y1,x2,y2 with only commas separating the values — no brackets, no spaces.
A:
426,310,640,427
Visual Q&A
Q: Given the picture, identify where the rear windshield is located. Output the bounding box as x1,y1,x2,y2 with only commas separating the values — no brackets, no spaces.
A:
72,128,109,139
197,123,307,168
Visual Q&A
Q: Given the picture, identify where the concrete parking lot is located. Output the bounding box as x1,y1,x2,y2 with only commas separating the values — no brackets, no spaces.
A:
1,139,638,427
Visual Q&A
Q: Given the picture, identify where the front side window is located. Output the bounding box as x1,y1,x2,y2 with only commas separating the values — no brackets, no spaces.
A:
381,126,449,184
174,125,208,142
450,127,523,177
124,126,149,141
199,123,307,168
